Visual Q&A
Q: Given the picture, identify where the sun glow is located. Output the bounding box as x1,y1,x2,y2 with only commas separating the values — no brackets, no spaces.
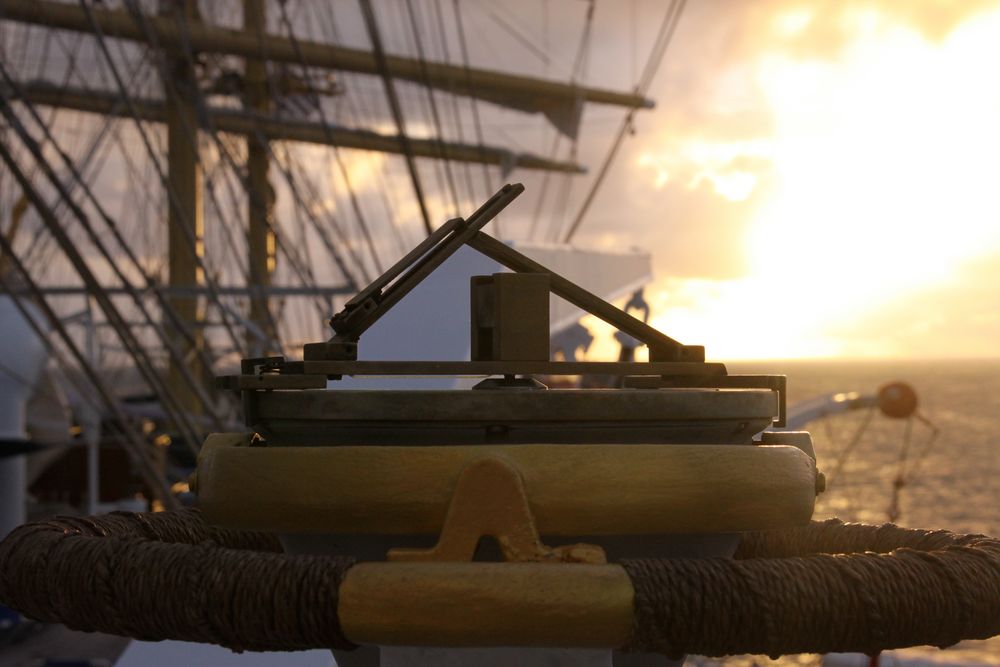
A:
638,139,770,202
644,5,1000,359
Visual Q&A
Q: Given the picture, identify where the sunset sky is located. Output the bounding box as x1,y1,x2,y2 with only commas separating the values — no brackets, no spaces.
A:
5,0,1000,362
277,0,1000,361
560,0,1000,360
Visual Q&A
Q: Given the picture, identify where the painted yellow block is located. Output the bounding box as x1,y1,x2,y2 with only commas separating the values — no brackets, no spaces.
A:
196,439,817,535
339,562,634,648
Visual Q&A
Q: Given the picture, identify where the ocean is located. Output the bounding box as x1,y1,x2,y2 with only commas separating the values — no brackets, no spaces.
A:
716,359,1000,666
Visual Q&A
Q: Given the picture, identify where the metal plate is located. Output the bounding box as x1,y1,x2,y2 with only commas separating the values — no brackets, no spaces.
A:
301,360,726,377
248,388,778,446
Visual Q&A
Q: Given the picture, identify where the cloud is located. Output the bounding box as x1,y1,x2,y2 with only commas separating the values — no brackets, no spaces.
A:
723,0,1000,61
829,250,1000,358
565,0,1000,359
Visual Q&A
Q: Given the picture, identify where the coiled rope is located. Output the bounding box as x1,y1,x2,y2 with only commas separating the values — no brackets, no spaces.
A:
2,511,999,657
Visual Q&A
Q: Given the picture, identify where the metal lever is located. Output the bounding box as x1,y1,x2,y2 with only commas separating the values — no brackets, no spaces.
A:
327,183,525,343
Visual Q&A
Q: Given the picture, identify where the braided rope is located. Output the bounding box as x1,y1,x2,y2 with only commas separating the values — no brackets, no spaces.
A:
0,510,356,652
2,512,998,658
622,519,1000,658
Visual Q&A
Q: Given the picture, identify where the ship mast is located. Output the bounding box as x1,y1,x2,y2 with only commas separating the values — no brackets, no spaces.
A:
0,0,654,425
4,0,654,123
244,0,273,357
163,0,206,415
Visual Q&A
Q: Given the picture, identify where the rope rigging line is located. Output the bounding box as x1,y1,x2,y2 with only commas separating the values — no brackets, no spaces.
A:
0,93,216,433
0,64,232,434
308,0,415,260
887,413,940,524
270,139,372,292
0,128,209,455
824,405,876,491
121,0,341,344
78,0,248,359
528,0,595,242
0,275,130,442
474,2,556,71
562,0,687,243
402,0,461,218
275,146,328,340
382,2,458,226
278,148,370,287
10,0,360,340
105,3,321,360
6,78,223,358
451,0,495,229
0,245,176,509
273,0,387,279
429,0,478,212
91,7,245,324
199,134,257,300
132,1,328,301
358,0,434,236
900,412,941,485
887,417,914,523
215,122,350,307
12,27,92,271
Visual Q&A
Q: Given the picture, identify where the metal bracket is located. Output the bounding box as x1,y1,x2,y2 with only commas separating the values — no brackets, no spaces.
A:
387,456,606,564
306,183,703,364
321,184,525,346
240,356,285,375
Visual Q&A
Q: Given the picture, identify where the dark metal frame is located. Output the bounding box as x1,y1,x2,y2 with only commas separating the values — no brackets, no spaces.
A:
220,185,787,426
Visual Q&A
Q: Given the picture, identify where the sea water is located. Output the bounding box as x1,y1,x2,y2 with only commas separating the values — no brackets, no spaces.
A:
704,358,1000,666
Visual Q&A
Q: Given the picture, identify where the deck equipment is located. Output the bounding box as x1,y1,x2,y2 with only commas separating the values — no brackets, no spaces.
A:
2,186,999,666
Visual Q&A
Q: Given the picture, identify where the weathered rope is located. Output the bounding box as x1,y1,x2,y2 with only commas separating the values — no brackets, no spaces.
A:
0,510,356,652
622,519,1000,658
2,512,998,657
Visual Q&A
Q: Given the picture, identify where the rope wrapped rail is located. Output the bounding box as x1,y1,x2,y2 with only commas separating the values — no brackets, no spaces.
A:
1,510,999,657
623,519,1000,658
0,510,356,652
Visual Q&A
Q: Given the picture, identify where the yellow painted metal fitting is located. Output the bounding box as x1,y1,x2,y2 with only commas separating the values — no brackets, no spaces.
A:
196,439,818,536
338,562,634,648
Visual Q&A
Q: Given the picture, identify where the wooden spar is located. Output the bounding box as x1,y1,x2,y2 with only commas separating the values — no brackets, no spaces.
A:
2,0,653,128
163,0,205,419
244,0,274,356
9,81,586,173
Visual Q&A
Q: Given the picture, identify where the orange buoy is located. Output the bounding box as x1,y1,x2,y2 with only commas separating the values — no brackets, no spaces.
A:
876,382,918,419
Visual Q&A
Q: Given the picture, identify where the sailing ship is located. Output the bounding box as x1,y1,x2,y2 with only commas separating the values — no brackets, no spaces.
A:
0,3,993,667
0,1,679,663
0,0,671,516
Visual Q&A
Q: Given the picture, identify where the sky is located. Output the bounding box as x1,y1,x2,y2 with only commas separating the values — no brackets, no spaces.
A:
5,0,1000,362
559,0,1000,360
